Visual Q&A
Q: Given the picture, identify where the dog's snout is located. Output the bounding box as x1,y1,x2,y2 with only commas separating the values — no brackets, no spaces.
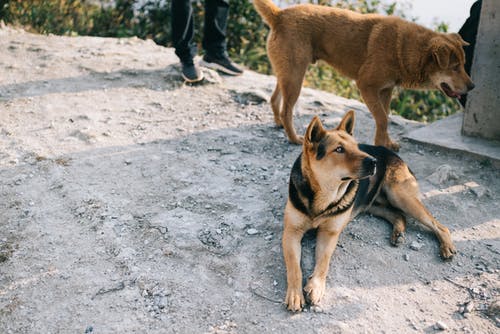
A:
467,82,475,91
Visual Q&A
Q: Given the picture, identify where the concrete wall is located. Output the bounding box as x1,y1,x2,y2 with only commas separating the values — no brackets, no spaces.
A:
462,0,500,140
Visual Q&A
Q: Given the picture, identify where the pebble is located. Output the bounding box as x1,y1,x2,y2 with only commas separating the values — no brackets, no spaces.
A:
84,325,93,333
409,241,424,251
403,254,410,261
310,305,323,313
426,164,458,185
76,207,86,215
464,301,474,313
246,228,259,235
434,320,448,331
470,185,489,198
156,296,168,309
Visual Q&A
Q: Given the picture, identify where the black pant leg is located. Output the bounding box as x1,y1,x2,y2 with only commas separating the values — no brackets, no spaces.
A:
172,0,197,63
458,0,482,107
202,0,230,57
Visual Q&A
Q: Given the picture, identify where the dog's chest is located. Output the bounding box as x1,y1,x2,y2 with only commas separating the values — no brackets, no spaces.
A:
310,210,352,232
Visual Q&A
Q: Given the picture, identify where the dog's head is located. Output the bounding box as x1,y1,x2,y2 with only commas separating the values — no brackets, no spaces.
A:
428,33,474,98
303,110,376,186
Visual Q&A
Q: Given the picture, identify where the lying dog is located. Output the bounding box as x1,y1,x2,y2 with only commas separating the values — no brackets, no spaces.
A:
282,111,456,311
254,0,474,150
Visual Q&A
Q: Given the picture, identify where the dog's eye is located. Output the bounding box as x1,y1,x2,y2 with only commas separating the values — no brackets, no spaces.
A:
335,146,345,153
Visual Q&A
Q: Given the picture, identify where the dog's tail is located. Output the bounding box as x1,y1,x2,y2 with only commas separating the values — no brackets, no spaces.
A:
253,0,280,28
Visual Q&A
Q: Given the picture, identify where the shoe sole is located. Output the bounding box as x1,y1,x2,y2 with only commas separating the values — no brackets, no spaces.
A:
199,60,243,76
182,72,204,83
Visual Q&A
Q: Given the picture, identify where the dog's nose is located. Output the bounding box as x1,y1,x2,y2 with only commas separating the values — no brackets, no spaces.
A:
467,82,475,91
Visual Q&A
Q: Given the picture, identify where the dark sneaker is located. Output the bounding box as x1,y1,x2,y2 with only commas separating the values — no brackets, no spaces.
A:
181,61,204,83
200,54,243,76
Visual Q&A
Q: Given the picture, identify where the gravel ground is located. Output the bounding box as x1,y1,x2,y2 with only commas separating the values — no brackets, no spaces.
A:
0,27,498,333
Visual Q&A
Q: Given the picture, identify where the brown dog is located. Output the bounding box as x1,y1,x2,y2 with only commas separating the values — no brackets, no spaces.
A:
254,0,474,150
282,110,456,311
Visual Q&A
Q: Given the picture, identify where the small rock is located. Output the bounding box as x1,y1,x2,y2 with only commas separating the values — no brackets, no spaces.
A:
310,305,323,313
409,241,424,251
434,320,448,331
403,254,410,261
200,68,221,84
124,159,132,165
246,228,259,235
76,206,86,215
464,301,475,313
156,296,168,309
84,325,93,333
426,165,458,185
470,185,489,198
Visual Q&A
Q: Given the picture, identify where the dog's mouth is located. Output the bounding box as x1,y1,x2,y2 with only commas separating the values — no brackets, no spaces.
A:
342,159,377,181
440,82,462,98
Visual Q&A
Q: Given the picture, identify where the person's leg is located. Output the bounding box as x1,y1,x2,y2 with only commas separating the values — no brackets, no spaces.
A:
200,0,243,75
172,0,203,82
202,0,229,58
458,0,482,106
171,0,197,63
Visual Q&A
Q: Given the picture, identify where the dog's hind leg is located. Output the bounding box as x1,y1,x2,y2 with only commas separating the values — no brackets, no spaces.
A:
383,175,456,260
270,82,282,127
277,61,309,145
367,203,407,246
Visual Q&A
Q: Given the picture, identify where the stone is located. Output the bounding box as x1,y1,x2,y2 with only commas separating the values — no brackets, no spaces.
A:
246,228,259,235
426,165,458,185
409,241,424,251
434,320,448,330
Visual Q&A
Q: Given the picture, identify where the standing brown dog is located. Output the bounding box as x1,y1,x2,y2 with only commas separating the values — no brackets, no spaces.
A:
282,110,456,311
253,0,474,150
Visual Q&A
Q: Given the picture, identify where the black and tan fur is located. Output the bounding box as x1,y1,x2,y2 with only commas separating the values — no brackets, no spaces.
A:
283,110,456,311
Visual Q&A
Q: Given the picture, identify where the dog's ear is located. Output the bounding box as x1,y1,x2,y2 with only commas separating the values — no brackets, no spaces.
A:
305,116,326,145
450,33,470,46
336,110,355,135
431,40,451,69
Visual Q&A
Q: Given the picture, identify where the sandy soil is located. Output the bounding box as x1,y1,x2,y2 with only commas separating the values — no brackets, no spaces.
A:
0,27,498,334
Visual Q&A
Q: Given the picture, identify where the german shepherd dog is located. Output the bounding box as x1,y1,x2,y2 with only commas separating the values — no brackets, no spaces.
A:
283,111,456,311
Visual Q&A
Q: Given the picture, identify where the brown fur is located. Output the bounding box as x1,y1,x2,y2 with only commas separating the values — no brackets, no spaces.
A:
282,111,456,311
254,0,474,150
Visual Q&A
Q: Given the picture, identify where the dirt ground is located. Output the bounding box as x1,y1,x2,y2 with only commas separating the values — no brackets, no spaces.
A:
0,27,499,334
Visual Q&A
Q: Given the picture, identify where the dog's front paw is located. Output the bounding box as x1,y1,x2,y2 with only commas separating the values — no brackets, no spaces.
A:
304,276,326,305
440,242,457,260
390,231,405,246
285,288,305,312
